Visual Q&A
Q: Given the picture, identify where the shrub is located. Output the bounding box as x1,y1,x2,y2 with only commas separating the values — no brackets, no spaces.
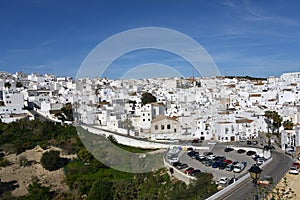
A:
40,150,68,171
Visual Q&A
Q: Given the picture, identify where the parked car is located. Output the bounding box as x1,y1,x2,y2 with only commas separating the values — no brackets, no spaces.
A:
242,161,247,167
252,141,258,145
184,167,194,174
219,156,226,161
224,159,232,164
252,154,260,161
246,150,256,156
224,147,234,152
232,161,239,165
195,156,204,162
176,163,188,169
172,162,181,167
264,145,275,150
212,161,222,168
207,155,216,160
167,153,178,158
256,158,264,165
190,169,201,177
237,149,246,154
226,164,234,171
258,176,273,186
247,141,252,145
201,158,209,164
187,147,194,151
205,160,214,167
192,139,199,143
204,152,213,156
233,162,245,173
191,152,200,159
219,162,227,170
214,156,226,162
228,177,238,185
292,162,300,169
289,166,299,175
219,177,229,185
169,157,179,163
187,151,197,157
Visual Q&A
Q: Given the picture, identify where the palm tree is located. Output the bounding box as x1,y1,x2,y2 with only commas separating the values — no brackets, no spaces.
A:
264,111,283,146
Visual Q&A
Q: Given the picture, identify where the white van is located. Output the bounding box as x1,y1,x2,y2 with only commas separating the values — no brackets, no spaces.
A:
233,163,245,173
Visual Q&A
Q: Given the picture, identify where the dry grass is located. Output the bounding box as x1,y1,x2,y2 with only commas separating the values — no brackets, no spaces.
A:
0,146,76,196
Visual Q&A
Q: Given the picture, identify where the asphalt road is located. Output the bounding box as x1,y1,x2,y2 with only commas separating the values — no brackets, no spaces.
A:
219,150,293,200
179,145,257,181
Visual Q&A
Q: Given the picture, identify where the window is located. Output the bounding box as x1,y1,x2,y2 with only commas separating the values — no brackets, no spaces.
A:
225,128,229,134
161,125,165,130
174,129,176,132
167,124,171,129
148,119,150,121
143,119,145,122
155,125,158,130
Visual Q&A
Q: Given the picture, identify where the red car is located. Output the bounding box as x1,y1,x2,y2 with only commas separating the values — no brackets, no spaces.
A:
257,176,273,186
184,167,194,174
292,162,300,169
224,159,232,164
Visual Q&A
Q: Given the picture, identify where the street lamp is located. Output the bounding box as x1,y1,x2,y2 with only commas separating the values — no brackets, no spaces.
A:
248,164,263,200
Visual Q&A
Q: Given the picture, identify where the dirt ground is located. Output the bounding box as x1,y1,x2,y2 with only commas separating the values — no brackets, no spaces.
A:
0,146,77,196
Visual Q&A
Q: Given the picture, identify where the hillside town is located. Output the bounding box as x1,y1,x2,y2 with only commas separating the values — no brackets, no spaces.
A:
0,71,300,151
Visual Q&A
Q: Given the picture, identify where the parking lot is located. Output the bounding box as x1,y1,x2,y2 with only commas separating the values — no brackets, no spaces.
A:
168,144,264,184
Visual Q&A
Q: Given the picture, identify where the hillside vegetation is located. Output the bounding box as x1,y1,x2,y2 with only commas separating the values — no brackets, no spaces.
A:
0,119,217,199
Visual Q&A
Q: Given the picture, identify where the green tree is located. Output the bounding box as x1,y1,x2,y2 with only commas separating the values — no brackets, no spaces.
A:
264,111,283,145
61,103,73,121
120,118,135,135
78,148,93,163
141,92,157,105
16,81,23,88
23,182,51,200
283,120,293,130
88,179,113,200
4,82,11,89
40,150,67,171
113,179,137,200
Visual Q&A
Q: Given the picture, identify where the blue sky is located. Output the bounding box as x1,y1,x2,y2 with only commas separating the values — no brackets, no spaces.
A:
0,0,300,78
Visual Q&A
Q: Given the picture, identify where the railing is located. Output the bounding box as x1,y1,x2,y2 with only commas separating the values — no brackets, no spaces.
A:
163,149,196,185
206,156,273,200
